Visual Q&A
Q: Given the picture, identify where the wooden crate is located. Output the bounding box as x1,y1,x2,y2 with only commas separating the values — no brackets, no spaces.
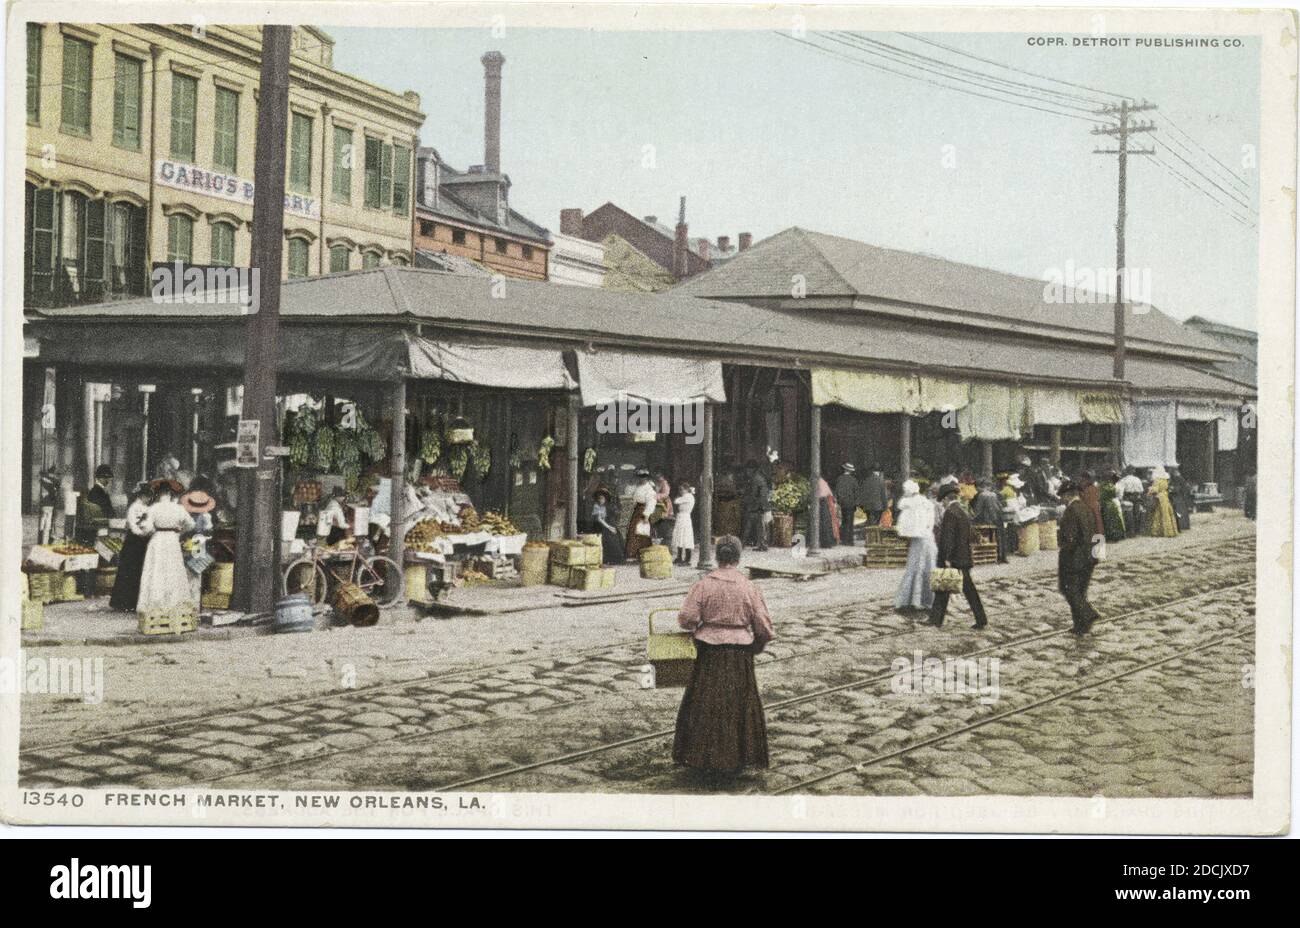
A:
971,544,999,566
548,563,572,587
201,591,232,610
568,566,615,591
22,599,44,631
207,562,235,594
863,525,910,567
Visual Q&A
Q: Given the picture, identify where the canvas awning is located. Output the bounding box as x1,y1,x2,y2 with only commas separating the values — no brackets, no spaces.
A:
1080,392,1127,425
957,383,1028,441
406,336,575,390
576,351,725,407
1125,400,1179,468
811,369,969,415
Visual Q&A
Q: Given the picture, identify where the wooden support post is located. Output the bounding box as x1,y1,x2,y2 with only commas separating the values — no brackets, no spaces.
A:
981,439,994,478
566,394,579,539
809,403,822,553
389,379,406,571
899,413,911,479
1206,420,1216,485
1050,426,1062,466
697,402,715,569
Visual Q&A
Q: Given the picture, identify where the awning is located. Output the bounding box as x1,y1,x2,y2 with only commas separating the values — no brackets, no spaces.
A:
1176,399,1230,422
1027,387,1083,426
577,351,725,407
1217,410,1239,451
1080,392,1127,425
811,369,969,415
957,383,1028,441
1125,400,1178,468
406,336,575,390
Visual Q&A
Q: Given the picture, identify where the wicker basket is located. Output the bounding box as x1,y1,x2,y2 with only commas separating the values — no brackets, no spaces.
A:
579,533,602,548
521,543,549,586
1016,522,1041,556
647,608,696,687
22,599,44,631
770,512,794,548
94,568,117,596
201,591,231,610
550,541,600,567
639,545,673,580
1038,519,1059,551
206,562,235,594
25,571,59,604
548,563,572,587
568,566,615,591
404,563,431,604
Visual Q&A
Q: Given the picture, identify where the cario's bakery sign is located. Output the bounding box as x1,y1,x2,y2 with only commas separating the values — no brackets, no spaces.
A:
155,159,320,221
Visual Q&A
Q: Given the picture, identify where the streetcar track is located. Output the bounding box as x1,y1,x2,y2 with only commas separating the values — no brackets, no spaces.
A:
771,629,1253,795
31,545,1251,758
426,578,1255,792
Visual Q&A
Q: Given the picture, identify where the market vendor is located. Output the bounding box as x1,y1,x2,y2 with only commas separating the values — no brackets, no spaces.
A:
592,487,625,565
625,469,657,561
86,464,116,518
316,487,351,545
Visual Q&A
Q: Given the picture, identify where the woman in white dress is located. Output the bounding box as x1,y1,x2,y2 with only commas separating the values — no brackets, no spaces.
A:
136,478,197,635
671,483,696,566
894,480,937,613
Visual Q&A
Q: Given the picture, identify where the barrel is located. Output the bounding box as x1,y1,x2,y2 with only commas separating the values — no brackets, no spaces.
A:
1016,522,1040,556
274,593,315,633
1038,519,1059,551
331,583,379,627
521,543,549,586
404,563,430,604
770,513,794,548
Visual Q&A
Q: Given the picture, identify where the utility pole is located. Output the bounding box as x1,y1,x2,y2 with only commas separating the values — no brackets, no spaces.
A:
232,26,292,614
1092,99,1156,381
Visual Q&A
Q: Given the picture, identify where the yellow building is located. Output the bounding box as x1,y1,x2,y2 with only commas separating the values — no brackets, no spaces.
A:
23,22,424,308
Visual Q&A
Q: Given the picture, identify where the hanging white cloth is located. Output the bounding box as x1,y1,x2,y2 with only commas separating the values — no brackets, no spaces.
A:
406,336,576,390
577,351,725,406
1125,400,1178,468
1217,406,1240,451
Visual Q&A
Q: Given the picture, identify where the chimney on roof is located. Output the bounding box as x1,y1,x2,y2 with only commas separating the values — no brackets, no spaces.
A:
717,235,731,253
673,196,689,279
739,232,753,251
643,215,658,226
696,238,711,261
560,208,584,238
481,51,505,175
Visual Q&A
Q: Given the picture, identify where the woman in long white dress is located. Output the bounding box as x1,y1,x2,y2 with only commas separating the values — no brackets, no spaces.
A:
137,478,197,635
894,479,937,613
671,483,696,566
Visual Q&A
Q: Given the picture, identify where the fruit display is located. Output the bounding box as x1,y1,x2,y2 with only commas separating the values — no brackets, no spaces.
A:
478,511,519,536
50,544,96,556
404,519,446,552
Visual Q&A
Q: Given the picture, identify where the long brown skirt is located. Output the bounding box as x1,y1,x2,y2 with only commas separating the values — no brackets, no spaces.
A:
673,642,769,772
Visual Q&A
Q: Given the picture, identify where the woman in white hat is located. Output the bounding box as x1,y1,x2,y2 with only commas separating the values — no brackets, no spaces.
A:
894,479,936,613
1146,467,1179,538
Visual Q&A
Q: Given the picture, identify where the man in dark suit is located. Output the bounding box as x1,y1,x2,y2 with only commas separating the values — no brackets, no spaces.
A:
834,463,859,546
1057,478,1101,635
926,482,988,630
859,464,889,525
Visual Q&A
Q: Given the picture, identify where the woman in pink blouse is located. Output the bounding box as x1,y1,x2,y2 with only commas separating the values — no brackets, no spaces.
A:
673,535,775,779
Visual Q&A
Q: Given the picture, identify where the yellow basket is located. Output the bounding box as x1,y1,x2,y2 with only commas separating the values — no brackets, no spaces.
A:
139,607,198,636
94,568,117,596
647,608,696,687
201,591,231,610
1038,519,1059,551
579,533,602,548
207,562,235,594
521,544,549,586
404,563,431,604
568,566,615,591
22,599,44,631
640,560,673,580
548,563,572,587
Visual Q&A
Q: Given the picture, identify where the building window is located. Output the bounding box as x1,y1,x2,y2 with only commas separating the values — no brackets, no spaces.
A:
362,251,381,270
25,188,145,307
419,220,434,236
107,201,145,295
287,238,310,278
392,145,411,215
170,73,198,162
391,255,408,267
329,244,350,273
166,213,193,263
26,25,41,124
522,245,534,260
494,238,508,255
112,54,143,150
331,126,352,203
289,112,313,193
211,221,235,266
451,229,466,246
213,86,239,173
60,36,93,136
364,137,393,208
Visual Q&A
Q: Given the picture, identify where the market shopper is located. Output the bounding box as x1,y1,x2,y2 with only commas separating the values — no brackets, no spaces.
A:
1078,471,1105,535
970,477,1007,563
925,482,988,630
653,472,675,545
1116,466,1146,537
109,482,154,612
1100,473,1127,543
86,464,116,519
673,535,774,780
181,477,217,609
1147,468,1180,538
834,463,859,545
136,478,197,634
671,482,696,566
741,461,770,551
894,479,936,613
591,488,625,565
1057,478,1101,636
1167,466,1193,532
626,469,657,561
859,464,889,525
815,475,840,548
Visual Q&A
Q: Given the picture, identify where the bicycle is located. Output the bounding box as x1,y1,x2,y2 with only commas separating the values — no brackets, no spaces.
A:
282,537,404,607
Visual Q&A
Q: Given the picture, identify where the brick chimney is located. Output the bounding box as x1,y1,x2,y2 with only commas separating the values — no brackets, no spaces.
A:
717,235,731,253
481,51,505,175
673,196,689,278
696,238,711,262
739,232,753,251
559,208,584,238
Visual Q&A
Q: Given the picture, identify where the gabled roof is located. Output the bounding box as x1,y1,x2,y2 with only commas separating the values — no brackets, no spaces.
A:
675,227,1235,364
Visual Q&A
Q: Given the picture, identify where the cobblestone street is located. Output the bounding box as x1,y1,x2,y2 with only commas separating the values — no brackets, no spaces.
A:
20,512,1256,798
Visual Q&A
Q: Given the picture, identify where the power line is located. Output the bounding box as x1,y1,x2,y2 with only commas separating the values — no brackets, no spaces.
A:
1159,139,1256,213
1153,155,1256,227
774,32,1109,125
1161,113,1252,194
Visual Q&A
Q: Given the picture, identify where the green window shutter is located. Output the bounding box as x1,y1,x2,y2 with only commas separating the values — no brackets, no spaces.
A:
392,145,411,215
27,25,41,124
112,54,142,149
364,137,382,208
213,87,239,172
107,202,127,292
127,205,147,295
170,74,197,162
329,245,350,273
380,143,393,208
332,126,352,202
60,37,92,135
84,198,106,295
288,238,309,278
289,112,312,192
30,187,59,301
167,214,193,263
211,222,235,266
362,251,381,269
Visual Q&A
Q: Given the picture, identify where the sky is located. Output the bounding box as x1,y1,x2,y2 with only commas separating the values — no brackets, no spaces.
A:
332,26,1260,330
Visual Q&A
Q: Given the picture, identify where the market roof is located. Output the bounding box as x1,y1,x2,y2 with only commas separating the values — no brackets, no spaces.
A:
1184,315,1258,388
28,267,1252,400
673,227,1236,364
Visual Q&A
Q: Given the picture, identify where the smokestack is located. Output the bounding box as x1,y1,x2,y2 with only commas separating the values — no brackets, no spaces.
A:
696,238,711,262
717,235,731,253
739,232,753,251
560,208,584,238
481,51,505,175
673,196,689,278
